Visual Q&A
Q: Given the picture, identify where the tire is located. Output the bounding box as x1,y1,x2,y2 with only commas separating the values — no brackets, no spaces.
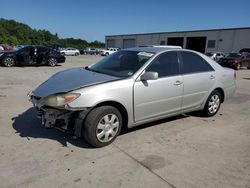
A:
75,52,79,56
83,106,122,147
202,90,222,117
105,52,109,56
2,57,15,67
47,57,58,67
247,66,250,70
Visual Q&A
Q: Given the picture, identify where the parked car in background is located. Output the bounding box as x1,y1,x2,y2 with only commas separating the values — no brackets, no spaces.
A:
81,47,99,55
101,48,120,56
205,52,225,62
60,48,80,56
239,48,250,53
218,52,250,70
0,45,65,67
30,46,236,147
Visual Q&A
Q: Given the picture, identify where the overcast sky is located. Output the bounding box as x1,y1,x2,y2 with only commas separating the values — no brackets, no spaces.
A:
1,0,250,42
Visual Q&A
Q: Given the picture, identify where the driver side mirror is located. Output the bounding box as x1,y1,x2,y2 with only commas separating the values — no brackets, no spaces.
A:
140,72,158,81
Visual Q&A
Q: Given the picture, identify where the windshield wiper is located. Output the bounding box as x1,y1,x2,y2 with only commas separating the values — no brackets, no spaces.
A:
85,66,104,74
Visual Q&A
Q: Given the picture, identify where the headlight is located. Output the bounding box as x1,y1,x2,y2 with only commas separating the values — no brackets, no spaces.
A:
44,93,81,107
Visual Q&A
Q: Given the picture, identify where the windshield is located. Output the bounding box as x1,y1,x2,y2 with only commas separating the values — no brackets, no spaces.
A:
89,50,154,78
227,53,241,58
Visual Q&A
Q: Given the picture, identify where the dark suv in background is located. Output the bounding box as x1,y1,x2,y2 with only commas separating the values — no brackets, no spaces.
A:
0,45,65,67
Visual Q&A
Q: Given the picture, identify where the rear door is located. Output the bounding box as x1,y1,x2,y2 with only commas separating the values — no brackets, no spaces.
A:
134,51,183,122
179,51,216,111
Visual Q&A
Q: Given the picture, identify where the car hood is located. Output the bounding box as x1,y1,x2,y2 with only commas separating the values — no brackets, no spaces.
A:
33,68,120,98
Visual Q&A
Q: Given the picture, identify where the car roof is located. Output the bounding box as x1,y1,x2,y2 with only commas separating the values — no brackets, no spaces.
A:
123,46,182,53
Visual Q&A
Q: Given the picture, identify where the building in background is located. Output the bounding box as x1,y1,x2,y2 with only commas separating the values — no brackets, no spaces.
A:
105,27,250,53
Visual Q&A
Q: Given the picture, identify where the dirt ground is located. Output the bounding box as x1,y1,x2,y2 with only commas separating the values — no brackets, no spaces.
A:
0,55,250,188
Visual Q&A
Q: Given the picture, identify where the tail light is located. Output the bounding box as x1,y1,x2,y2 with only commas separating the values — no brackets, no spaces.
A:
234,71,236,80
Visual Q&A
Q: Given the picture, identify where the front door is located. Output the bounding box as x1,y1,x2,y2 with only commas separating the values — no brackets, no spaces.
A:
16,46,31,64
134,51,183,122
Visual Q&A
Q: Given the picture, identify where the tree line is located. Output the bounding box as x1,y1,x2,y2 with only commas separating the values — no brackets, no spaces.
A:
0,18,105,49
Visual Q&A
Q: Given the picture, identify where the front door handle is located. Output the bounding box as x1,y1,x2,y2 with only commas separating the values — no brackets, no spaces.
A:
210,75,215,80
174,80,183,86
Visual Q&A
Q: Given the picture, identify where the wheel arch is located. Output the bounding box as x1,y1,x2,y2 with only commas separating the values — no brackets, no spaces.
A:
214,87,225,103
94,101,129,129
2,55,16,65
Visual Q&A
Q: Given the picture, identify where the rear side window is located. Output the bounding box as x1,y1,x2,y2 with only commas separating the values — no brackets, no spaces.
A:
181,51,214,74
146,51,179,78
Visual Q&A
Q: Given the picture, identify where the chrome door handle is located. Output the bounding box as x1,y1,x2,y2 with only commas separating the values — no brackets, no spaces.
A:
174,80,183,86
210,75,215,79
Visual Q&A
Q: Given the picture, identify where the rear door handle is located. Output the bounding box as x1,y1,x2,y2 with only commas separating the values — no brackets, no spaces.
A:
210,75,215,79
174,80,183,86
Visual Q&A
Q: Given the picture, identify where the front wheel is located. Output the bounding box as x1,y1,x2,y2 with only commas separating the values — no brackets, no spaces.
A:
2,57,15,67
75,52,79,56
47,57,58,67
83,106,122,147
202,90,221,117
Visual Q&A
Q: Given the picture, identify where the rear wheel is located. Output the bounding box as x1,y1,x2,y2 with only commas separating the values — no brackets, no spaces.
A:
202,90,221,117
2,57,15,67
47,57,58,67
83,106,122,147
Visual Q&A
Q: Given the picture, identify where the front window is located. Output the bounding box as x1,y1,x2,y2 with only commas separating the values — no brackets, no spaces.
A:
89,50,154,78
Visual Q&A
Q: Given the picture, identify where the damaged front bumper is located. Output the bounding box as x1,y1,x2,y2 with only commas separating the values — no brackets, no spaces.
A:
28,93,90,137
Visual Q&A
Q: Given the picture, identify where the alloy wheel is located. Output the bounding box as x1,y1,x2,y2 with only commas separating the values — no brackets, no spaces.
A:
48,58,57,66
3,57,14,67
96,114,119,143
208,94,220,114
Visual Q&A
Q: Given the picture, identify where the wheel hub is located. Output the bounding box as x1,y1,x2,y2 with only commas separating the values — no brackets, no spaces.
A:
96,114,119,143
104,124,112,131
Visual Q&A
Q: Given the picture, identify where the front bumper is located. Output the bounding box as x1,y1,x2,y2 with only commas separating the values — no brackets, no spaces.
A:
29,94,90,137
58,56,66,63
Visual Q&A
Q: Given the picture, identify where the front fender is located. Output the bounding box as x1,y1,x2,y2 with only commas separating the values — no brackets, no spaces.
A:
68,79,135,126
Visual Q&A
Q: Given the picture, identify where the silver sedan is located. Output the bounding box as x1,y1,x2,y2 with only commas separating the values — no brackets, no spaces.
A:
30,46,236,147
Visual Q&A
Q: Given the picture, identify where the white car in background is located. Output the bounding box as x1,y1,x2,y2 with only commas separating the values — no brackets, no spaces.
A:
60,48,80,56
205,52,225,62
101,48,120,56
